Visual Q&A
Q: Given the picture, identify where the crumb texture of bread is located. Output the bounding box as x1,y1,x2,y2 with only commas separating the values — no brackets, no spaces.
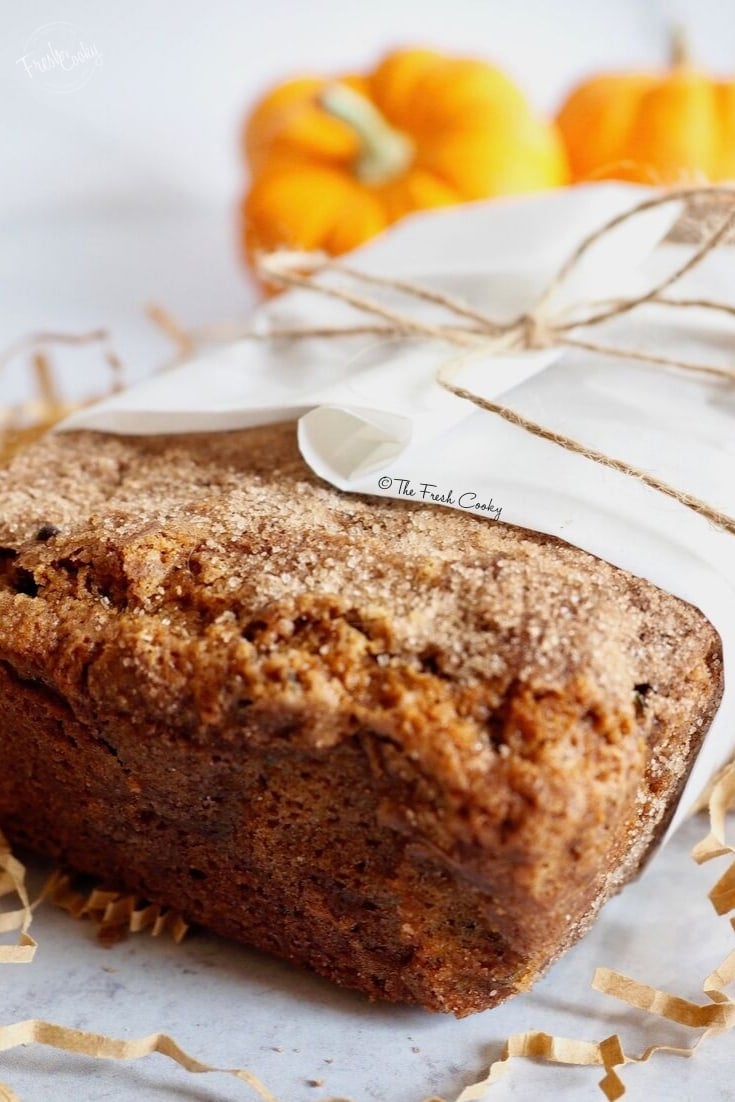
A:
0,424,724,1015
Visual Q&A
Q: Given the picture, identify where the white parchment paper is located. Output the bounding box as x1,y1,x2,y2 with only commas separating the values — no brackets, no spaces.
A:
60,183,735,837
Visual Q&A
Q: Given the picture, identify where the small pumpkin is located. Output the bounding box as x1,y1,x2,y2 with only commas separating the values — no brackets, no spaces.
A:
557,30,735,185
241,48,568,263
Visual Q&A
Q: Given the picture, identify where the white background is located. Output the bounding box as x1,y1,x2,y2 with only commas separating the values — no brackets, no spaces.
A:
4,4,735,1101
5,0,735,213
3,0,735,405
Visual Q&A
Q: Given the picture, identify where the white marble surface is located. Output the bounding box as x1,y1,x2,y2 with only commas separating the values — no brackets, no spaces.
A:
2,817,734,1102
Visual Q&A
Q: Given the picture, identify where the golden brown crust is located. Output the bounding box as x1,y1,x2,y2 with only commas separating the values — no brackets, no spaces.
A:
0,423,724,1014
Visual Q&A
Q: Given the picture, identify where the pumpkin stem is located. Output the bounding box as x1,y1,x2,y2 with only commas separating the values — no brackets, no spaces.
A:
670,24,692,67
319,82,414,186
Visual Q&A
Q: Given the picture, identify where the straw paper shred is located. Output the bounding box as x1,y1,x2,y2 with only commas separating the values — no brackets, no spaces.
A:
43,870,189,945
0,830,36,965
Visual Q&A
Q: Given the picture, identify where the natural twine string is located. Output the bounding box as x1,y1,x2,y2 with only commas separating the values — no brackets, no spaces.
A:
249,185,735,537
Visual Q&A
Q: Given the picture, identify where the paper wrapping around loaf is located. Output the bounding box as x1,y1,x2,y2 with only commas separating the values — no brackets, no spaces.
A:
0,421,723,1014
58,184,735,834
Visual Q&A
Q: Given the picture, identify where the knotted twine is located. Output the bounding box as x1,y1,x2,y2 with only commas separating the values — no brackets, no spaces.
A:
250,185,735,538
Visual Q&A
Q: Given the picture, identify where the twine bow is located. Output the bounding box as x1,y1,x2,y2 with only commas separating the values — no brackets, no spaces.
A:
253,186,735,537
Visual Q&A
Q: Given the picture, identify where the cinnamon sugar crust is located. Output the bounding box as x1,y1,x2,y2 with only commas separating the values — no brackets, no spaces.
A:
0,423,723,1014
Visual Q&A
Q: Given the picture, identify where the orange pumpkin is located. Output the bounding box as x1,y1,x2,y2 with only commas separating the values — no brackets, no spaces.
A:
557,31,735,185
242,48,568,263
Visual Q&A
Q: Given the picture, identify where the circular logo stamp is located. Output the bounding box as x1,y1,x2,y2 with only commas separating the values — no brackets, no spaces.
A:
16,21,102,94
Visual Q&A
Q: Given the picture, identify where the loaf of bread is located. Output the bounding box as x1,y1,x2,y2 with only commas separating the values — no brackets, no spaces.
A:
0,423,723,1015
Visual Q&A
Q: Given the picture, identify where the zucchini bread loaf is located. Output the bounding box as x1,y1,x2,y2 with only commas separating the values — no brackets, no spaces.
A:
0,423,723,1015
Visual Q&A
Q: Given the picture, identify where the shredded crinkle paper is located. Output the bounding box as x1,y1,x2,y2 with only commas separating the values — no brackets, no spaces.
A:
0,831,36,965
1,332,735,1101
43,870,189,945
0,1020,281,1102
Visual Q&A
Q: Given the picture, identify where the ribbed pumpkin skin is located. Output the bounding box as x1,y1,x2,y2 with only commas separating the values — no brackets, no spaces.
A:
557,67,735,185
242,49,568,263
